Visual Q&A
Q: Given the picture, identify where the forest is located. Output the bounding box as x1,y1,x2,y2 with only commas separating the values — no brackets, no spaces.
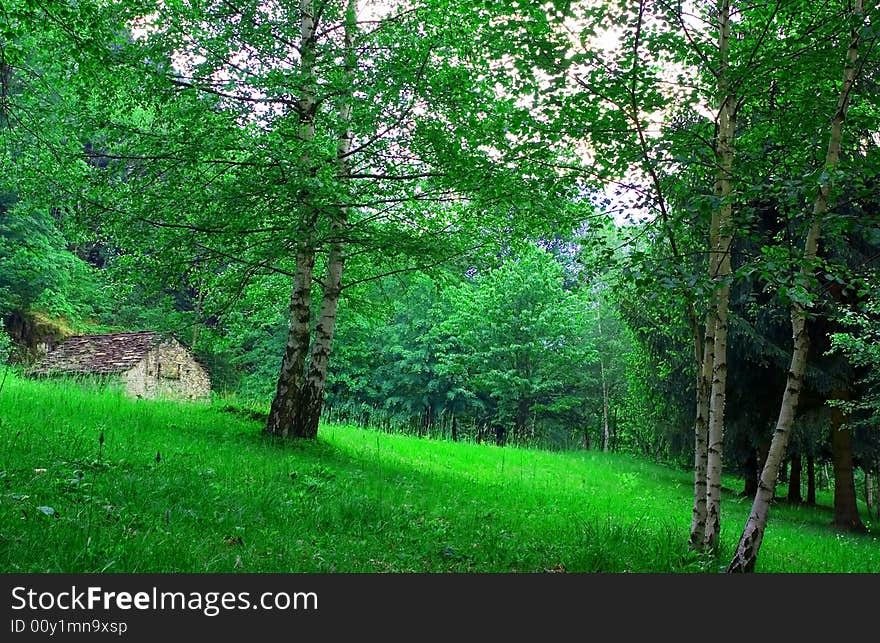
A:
1,0,879,574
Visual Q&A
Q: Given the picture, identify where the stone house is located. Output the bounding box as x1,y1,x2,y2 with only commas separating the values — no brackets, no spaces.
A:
30,330,211,401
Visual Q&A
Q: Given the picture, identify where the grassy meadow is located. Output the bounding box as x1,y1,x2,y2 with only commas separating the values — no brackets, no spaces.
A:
0,373,877,573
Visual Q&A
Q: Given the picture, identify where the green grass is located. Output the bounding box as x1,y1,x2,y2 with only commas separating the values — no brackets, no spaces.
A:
0,373,877,573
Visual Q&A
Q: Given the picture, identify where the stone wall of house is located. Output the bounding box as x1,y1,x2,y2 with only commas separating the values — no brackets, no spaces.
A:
120,341,211,401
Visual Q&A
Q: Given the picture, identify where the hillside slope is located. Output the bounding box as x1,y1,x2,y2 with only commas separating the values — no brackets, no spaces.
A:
0,375,877,573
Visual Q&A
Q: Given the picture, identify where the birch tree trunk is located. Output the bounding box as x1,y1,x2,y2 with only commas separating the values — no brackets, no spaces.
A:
293,0,357,439
690,309,715,548
615,0,711,549
727,0,866,571
266,244,317,437
295,218,347,438
703,0,736,551
265,0,320,438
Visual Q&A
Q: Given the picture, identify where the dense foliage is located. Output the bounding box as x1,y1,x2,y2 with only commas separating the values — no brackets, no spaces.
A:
2,0,878,571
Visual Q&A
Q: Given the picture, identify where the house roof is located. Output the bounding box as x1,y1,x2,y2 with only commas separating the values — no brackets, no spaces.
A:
30,330,169,376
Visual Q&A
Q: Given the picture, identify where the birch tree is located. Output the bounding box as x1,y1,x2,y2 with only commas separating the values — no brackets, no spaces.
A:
285,0,357,439
264,0,323,438
13,0,582,439
702,0,737,551
728,0,870,573
555,0,744,551
261,0,581,439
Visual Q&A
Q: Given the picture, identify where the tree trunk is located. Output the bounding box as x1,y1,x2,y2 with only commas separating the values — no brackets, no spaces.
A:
704,0,736,552
742,440,770,498
830,392,865,532
727,0,864,572
516,398,530,444
742,446,758,498
621,2,711,552
806,455,816,505
704,287,731,550
690,307,715,548
421,404,435,437
865,471,874,519
295,223,347,438
266,243,317,438
267,0,356,440
265,0,319,439
726,302,811,572
451,414,458,442
600,358,610,452
611,407,618,452
787,452,802,504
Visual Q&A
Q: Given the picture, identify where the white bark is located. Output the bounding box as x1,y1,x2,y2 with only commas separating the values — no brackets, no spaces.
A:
690,308,714,548
266,0,320,438
704,0,736,551
728,0,866,572
297,0,357,438
618,0,714,548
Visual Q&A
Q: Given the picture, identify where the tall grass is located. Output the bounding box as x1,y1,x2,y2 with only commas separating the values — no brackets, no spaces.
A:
0,374,876,573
